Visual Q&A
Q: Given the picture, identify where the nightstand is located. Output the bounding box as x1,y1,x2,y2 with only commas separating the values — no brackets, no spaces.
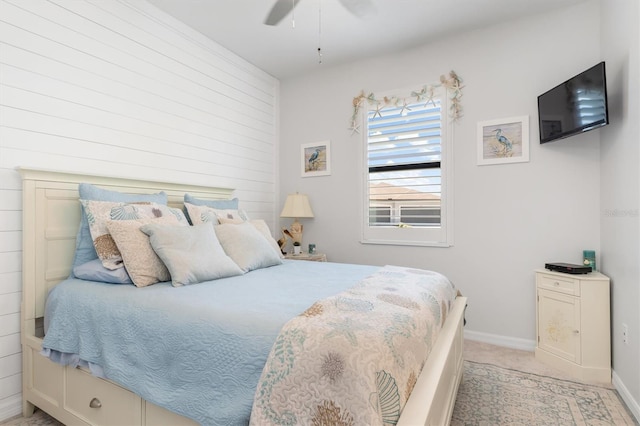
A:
284,252,327,262
535,269,611,383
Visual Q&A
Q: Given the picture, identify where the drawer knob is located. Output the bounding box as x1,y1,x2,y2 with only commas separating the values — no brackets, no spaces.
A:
554,281,560,286
89,397,102,409
573,330,580,334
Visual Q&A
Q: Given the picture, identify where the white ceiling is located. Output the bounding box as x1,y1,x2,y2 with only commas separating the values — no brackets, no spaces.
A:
147,0,587,80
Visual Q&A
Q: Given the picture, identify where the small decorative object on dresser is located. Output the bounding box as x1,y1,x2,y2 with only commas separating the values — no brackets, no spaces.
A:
535,269,611,384
582,249,596,271
284,252,327,262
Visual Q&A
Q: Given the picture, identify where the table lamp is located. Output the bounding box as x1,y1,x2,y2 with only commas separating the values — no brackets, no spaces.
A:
280,193,314,247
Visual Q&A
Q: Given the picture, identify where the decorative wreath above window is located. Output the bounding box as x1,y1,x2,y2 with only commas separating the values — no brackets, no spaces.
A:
349,70,464,135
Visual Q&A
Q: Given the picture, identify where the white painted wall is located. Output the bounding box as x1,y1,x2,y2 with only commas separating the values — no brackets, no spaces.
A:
0,0,278,419
279,2,603,353
600,0,640,417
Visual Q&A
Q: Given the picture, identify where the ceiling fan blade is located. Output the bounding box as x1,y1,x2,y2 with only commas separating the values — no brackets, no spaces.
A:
338,0,375,18
264,0,300,25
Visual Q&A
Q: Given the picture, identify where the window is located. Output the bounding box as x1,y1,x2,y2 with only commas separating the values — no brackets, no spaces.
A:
361,87,452,246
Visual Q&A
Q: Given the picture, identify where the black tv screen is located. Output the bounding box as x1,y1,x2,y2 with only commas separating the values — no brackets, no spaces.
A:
538,62,609,144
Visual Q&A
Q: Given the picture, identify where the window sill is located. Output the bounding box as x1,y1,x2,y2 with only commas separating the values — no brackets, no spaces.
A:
360,239,452,248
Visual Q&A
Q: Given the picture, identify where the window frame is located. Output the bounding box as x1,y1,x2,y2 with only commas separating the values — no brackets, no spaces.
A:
359,85,454,247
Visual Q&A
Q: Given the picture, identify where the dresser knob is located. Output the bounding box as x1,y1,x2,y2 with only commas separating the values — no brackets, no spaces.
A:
573,330,580,334
554,281,560,286
89,397,102,408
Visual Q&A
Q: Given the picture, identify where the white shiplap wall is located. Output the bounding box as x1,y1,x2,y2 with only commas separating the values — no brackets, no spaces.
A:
0,0,279,419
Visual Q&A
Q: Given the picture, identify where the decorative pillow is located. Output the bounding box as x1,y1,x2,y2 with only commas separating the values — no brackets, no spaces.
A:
106,218,178,287
249,219,284,259
185,203,249,225
184,194,239,209
71,183,167,275
110,203,189,225
214,222,283,272
80,200,185,270
72,259,133,284
183,194,239,225
140,223,243,287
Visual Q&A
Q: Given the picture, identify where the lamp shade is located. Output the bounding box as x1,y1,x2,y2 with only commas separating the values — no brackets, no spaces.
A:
280,193,314,218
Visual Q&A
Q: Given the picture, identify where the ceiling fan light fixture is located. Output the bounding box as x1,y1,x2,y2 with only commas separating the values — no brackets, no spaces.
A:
264,0,300,26
264,0,374,26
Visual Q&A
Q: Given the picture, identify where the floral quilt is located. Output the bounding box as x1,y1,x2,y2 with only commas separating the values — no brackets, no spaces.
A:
250,265,458,426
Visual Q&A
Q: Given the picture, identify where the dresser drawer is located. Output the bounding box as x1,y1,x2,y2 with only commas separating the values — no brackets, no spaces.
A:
537,273,580,296
65,366,142,425
145,401,199,426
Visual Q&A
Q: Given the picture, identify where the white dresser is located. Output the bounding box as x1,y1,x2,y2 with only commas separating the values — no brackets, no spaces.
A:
535,269,611,384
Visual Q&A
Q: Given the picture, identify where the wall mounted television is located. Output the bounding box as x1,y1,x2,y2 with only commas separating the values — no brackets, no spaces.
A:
537,62,609,144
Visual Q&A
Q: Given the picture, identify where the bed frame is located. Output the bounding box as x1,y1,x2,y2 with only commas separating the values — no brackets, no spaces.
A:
20,167,467,426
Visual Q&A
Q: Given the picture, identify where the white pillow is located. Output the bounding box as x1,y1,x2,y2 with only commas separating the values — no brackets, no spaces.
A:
250,219,284,259
140,223,243,287
214,222,283,272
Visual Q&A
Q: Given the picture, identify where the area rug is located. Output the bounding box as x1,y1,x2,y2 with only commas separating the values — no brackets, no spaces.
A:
451,360,638,426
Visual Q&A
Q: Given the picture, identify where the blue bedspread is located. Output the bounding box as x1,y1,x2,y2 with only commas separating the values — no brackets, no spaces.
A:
42,260,377,425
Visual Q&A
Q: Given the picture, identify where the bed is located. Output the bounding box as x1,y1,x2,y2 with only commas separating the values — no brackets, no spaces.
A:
19,167,467,426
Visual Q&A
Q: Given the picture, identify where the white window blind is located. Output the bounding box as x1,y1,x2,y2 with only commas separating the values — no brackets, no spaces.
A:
362,88,452,246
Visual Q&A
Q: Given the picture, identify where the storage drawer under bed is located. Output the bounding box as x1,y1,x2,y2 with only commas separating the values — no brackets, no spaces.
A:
65,366,142,426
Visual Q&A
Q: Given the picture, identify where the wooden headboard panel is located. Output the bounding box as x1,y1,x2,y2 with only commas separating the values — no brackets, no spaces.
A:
20,167,234,330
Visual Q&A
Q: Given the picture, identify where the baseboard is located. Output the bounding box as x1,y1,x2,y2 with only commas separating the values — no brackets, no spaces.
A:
0,393,22,423
612,370,640,423
464,329,536,352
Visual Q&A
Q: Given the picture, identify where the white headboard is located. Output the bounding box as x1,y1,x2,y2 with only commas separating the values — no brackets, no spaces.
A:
20,167,234,335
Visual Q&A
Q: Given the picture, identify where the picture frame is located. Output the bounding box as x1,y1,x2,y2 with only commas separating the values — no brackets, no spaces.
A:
301,140,331,177
477,116,529,165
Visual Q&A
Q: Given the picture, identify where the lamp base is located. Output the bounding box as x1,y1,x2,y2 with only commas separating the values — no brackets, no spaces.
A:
288,219,303,246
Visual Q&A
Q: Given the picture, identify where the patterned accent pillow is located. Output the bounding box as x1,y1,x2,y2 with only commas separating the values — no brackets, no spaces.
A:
110,203,189,224
106,217,182,287
72,183,167,275
183,194,239,225
185,202,249,225
80,200,186,270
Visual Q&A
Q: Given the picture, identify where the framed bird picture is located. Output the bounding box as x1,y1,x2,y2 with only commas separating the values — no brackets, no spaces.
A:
477,116,529,165
301,140,331,177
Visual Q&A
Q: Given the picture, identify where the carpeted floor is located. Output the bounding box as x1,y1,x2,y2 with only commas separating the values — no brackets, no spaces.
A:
3,340,637,425
0,411,61,426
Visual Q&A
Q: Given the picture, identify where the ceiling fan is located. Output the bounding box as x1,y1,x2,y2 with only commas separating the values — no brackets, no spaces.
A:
264,0,375,26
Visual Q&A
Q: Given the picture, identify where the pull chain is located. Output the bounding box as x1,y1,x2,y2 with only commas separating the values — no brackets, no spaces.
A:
291,0,295,28
317,0,322,63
